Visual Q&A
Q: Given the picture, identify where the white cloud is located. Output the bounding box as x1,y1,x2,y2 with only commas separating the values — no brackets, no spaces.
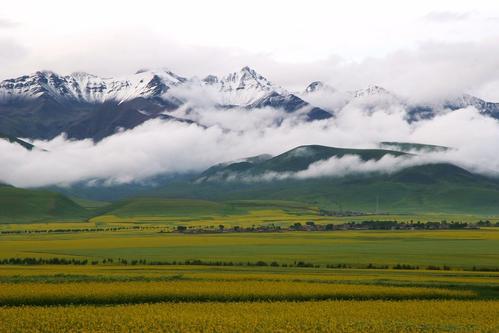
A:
1,1,499,188
1,104,498,188
1,1,499,102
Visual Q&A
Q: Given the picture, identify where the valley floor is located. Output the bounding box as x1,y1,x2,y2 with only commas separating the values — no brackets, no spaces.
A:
0,228,498,331
0,265,498,332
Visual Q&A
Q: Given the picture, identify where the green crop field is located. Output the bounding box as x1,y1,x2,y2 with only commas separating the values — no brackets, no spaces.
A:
1,229,499,268
2,205,499,332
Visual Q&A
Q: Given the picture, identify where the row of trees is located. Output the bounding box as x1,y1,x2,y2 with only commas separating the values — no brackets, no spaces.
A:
1,257,498,272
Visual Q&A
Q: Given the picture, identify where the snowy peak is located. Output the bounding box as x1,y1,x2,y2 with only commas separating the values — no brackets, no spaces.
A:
442,93,499,117
220,66,273,92
0,69,187,104
0,70,73,102
211,66,278,105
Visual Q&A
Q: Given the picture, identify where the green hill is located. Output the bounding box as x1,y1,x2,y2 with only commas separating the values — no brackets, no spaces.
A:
199,145,407,181
0,185,89,223
155,163,499,214
102,198,244,217
40,144,499,215
255,145,407,173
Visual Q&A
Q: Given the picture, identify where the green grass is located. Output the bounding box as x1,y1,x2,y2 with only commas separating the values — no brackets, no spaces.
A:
1,229,498,269
104,198,245,217
69,197,110,210
151,163,499,214
0,185,89,223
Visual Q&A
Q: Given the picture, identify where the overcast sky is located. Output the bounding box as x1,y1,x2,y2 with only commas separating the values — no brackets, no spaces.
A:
2,0,499,187
2,0,499,99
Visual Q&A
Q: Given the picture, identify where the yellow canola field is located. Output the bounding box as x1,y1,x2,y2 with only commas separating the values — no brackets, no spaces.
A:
0,281,474,305
1,300,498,333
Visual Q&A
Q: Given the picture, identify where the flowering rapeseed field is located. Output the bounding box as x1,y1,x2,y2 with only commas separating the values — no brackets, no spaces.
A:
1,300,498,332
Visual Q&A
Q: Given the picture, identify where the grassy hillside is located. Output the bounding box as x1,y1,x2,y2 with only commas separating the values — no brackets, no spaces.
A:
254,145,407,173
0,185,89,223
40,144,499,214
200,145,407,180
102,198,245,217
153,163,499,214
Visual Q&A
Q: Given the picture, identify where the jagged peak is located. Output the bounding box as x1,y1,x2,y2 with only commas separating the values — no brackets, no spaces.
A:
221,67,273,91
0,67,188,104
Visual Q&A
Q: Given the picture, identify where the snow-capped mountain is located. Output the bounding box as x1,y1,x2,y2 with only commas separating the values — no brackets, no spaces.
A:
199,67,332,119
0,66,498,142
443,94,499,116
202,66,275,106
0,66,332,141
0,69,186,105
0,69,190,141
302,81,499,121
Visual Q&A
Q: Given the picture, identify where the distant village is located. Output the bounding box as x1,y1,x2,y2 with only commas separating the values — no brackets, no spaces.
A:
174,219,497,234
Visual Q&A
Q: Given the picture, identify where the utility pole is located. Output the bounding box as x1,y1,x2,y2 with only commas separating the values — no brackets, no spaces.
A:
375,194,379,214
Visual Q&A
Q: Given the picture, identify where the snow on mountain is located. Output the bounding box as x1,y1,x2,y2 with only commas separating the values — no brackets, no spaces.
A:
0,69,187,105
202,66,278,106
444,94,499,114
2,66,498,138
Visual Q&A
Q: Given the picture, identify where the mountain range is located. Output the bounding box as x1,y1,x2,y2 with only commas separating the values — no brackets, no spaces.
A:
2,66,499,218
1,66,498,142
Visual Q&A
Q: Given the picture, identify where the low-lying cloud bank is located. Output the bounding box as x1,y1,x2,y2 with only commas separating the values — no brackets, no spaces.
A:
1,105,499,188
242,154,443,183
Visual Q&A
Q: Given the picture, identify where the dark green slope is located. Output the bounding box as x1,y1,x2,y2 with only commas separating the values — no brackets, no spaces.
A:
198,154,272,180
153,162,499,214
0,185,89,223
199,145,407,181
102,198,242,217
253,145,407,173
41,144,499,214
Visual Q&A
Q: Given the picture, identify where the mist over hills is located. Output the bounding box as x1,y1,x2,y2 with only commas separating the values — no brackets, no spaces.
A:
1,66,499,216
0,144,490,217
1,142,499,220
